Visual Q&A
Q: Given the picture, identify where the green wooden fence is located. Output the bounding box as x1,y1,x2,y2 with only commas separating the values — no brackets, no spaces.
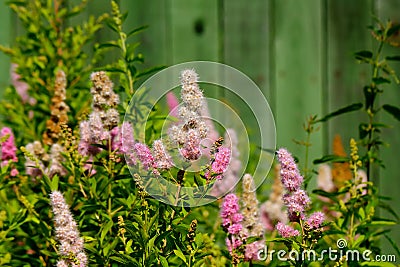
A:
0,0,399,253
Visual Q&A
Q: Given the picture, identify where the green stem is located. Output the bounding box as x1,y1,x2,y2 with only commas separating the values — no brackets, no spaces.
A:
365,39,384,180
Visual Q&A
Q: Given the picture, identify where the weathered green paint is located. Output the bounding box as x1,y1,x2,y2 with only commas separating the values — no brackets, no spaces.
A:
376,0,400,256
0,1,12,98
123,0,169,68
326,0,373,153
274,0,324,171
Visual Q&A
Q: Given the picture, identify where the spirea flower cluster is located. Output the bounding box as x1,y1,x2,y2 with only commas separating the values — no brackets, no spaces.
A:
275,148,325,237
78,71,120,156
241,174,265,261
169,69,208,161
0,127,18,176
211,129,241,196
276,148,310,221
50,191,87,267
221,193,244,252
43,70,70,145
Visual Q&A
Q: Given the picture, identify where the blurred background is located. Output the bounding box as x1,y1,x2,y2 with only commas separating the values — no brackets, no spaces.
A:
0,0,399,254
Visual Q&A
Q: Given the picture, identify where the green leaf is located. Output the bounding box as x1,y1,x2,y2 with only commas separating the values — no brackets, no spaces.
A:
100,220,113,244
378,201,399,220
312,189,346,198
355,50,373,60
313,155,349,164
387,24,400,37
383,104,400,122
98,41,121,50
127,25,149,37
359,123,369,139
373,77,391,84
154,230,173,246
51,174,59,191
136,65,166,78
365,220,397,227
314,103,363,123
173,249,187,263
109,256,127,264
159,256,169,267
105,18,120,33
384,234,400,259
386,55,400,61
100,67,125,74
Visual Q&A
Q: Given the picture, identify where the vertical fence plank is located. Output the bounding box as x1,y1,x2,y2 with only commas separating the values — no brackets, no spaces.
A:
169,0,221,111
169,0,219,64
274,0,324,170
375,0,400,254
326,0,372,157
0,1,12,98
122,1,169,69
222,0,274,184
223,0,271,102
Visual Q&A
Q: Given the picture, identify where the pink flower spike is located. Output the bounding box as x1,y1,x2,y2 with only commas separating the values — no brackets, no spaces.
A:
276,148,304,192
152,140,173,170
166,92,179,117
211,147,231,178
134,143,154,170
1,127,18,167
276,222,300,238
50,191,87,266
307,211,325,229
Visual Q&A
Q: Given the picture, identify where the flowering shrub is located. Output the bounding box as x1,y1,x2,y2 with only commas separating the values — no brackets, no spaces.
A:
0,1,399,267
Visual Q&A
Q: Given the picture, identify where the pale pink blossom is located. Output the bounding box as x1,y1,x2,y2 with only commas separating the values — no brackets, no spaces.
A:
152,140,173,170
226,236,243,253
50,191,87,267
1,127,18,167
11,63,36,105
306,212,325,229
166,92,179,117
276,222,300,238
134,143,154,170
245,241,264,261
276,148,303,192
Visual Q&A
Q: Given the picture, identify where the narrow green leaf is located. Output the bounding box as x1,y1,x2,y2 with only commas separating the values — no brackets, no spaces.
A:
154,230,173,246
127,25,148,37
109,256,127,264
313,155,349,164
373,77,391,84
312,189,346,198
173,249,187,263
383,104,400,122
159,256,169,267
386,55,400,61
355,50,373,60
387,24,400,37
98,42,121,50
136,66,166,78
51,174,59,191
105,19,120,33
314,103,363,123
100,67,125,74
384,234,400,259
100,220,113,244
